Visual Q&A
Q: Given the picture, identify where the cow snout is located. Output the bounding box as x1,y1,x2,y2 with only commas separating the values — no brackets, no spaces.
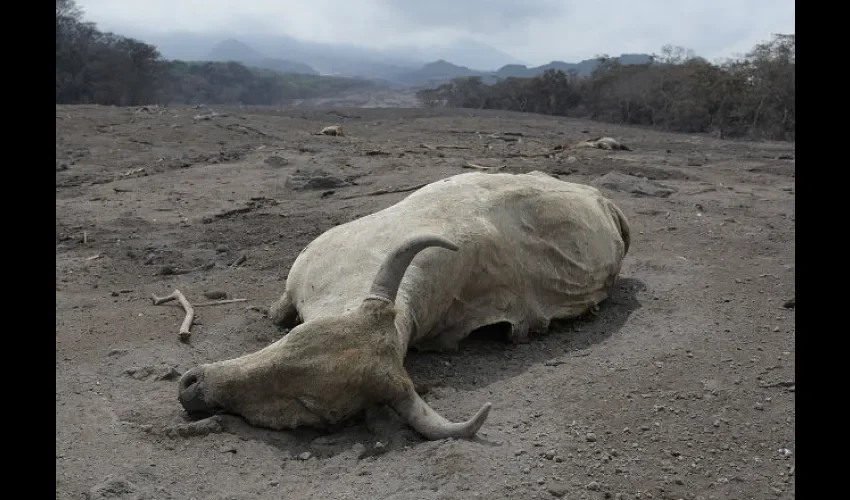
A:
178,367,212,414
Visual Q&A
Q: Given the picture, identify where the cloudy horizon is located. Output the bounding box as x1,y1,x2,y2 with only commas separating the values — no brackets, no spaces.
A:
74,0,794,67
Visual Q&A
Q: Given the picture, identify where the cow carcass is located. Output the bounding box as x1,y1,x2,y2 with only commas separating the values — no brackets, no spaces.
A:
177,171,631,440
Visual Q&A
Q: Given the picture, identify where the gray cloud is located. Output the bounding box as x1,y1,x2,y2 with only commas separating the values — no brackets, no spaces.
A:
379,0,566,33
76,0,794,67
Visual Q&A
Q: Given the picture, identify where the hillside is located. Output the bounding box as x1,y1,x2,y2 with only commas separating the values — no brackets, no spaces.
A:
398,53,655,85
207,39,320,76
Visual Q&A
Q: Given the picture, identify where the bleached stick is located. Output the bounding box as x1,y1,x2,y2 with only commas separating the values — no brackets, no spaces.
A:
151,290,195,341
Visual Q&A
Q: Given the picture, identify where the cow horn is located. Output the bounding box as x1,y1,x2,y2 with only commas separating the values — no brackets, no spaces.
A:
368,235,459,303
391,385,492,440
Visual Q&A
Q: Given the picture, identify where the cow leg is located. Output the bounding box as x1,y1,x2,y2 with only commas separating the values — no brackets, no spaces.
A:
269,291,299,328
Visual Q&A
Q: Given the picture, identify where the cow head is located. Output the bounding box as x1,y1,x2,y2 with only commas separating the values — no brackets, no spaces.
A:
176,235,492,440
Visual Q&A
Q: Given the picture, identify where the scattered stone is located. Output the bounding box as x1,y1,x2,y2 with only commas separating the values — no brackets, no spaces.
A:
548,483,568,497
88,476,137,500
544,450,557,460
782,299,795,309
156,266,176,276
215,244,230,254
264,155,289,167
219,445,237,453
156,366,181,381
124,366,154,380
165,416,223,437
298,451,312,460
592,171,676,198
108,348,129,357
586,432,598,442
586,481,601,491
285,168,351,191
203,290,228,300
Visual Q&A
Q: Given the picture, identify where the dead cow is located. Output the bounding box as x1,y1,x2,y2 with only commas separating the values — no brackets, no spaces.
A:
319,125,345,137
574,136,631,151
177,171,631,440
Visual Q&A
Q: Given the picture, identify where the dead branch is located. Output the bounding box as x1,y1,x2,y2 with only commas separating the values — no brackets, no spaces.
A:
151,290,195,341
504,152,555,159
340,183,429,200
420,143,470,150
487,133,521,142
463,162,506,172
194,298,248,307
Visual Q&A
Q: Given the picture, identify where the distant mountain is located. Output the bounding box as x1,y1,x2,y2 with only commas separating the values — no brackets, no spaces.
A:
396,60,487,84
405,38,524,71
110,26,522,79
207,39,265,61
493,54,654,79
108,26,653,84
207,39,319,75
398,53,654,86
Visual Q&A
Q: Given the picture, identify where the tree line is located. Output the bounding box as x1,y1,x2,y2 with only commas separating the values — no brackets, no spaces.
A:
56,0,374,107
416,36,795,141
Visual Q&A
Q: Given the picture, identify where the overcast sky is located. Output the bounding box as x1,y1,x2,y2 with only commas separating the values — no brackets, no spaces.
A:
76,0,795,66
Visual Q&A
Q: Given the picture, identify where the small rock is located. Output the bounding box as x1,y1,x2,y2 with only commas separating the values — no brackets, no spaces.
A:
772,326,780,332
592,171,675,198
125,366,154,380
755,402,764,410
219,445,237,453
586,432,598,442
156,266,175,276
586,481,601,491
215,244,230,254
203,290,228,300
107,348,129,357
548,483,568,497
88,476,136,500
544,450,556,460
782,299,795,309
156,366,181,381
286,168,351,191
264,156,289,167
298,451,312,460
